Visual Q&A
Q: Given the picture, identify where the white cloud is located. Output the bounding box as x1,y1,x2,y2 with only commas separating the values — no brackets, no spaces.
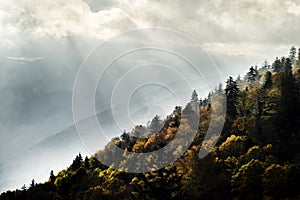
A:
287,1,300,16
7,56,44,62
2,0,300,48
1,0,300,192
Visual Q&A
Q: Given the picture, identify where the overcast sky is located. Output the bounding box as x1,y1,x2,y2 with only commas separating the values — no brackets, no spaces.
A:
1,0,300,191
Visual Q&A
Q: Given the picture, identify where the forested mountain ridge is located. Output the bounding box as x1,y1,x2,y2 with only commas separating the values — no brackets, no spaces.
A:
1,47,300,200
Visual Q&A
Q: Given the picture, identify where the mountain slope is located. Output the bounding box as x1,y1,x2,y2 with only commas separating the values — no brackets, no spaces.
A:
1,52,300,200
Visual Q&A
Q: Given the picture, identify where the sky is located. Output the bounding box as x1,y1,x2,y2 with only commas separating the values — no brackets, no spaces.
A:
1,0,300,192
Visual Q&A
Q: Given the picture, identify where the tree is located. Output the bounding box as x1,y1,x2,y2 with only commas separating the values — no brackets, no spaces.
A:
236,74,241,82
225,76,240,119
231,159,264,199
21,184,26,191
297,48,300,67
272,57,282,72
148,115,163,134
262,60,270,70
191,90,199,102
190,90,199,111
217,83,223,95
263,164,300,199
247,66,257,82
84,156,90,169
30,179,35,188
263,71,272,90
289,46,297,64
70,153,83,170
132,125,147,137
50,170,55,183
120,131,130,143
284,57,292,72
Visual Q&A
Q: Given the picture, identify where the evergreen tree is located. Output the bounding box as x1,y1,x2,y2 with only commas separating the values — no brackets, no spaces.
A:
272,57,282,72
120,131,130,143
262,60,270,70
284,58,292,72
84,156,90,169
50,170,55,183
199,98,203,107
30,179,35,188
236,74,241,83
70,153,83,170
190,90,199,111
21,184,26,191
225,76,240,119
289,46,297,64
263,71,272,90
191,90,199,102
298,48,300,66
148,115,163,134
296,48,300,67
218,83,223,95
247,66,257,82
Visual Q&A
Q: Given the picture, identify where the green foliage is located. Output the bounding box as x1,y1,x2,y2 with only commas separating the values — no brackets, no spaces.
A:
1,49,300,200
70,153,83,171
263,71,272,90
231,159,264,199
246,66,258,82
219,135,251,159
225,76,240,119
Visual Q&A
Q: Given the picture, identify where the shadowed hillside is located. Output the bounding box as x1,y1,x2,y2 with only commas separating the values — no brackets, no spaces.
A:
1,47,300,200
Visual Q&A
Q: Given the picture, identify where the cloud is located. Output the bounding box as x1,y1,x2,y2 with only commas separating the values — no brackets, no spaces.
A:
0,0,138,41
7,56,44,62
0,0,300,192
2,0,300,48
0,0,298,149
287,0,300,16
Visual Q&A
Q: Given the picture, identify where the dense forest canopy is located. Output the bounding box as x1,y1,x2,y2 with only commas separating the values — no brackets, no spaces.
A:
1,47,300,200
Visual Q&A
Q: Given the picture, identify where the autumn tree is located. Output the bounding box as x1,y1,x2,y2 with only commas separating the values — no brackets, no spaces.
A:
231,159,264,199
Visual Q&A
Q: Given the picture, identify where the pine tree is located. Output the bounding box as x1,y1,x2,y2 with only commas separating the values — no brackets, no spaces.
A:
272,57,282,72
289,46,297,64
30,179,35,188
21,184,26,191
218,83,223,95
263,71,272,90
149,115,163,134
225,76,240,119
247,66,257,82
284,58,292,72
50,170,55,183
262,60,270,70
70,153,83,170
190,90,199,111
296,48,300,67
84,156,90,169
120,131,130,143
236,74,241,82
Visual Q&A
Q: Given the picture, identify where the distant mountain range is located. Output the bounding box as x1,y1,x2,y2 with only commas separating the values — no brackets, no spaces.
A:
0,83,183,192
